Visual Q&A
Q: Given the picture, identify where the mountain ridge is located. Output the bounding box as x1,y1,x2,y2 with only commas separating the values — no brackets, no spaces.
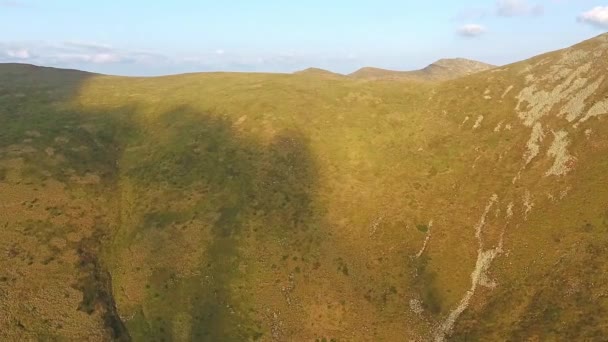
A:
1,57,494,83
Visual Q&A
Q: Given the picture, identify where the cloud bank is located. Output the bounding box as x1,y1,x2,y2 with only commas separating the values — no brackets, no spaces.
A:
578,6,608,29
0,40,361,75
0,0,26,7
0,41,168,66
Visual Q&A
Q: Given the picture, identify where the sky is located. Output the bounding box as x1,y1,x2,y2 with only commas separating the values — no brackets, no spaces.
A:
1,0,608,76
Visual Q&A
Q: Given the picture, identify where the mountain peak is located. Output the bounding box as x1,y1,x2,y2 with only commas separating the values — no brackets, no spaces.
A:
422,58,496,77
429,57,494,68
293,67,343,77
349,58,495,81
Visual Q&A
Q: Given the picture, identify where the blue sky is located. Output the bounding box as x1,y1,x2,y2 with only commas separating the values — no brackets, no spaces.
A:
1,0,607,75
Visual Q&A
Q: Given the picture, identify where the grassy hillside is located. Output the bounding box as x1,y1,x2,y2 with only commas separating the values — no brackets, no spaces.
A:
1,33,608,341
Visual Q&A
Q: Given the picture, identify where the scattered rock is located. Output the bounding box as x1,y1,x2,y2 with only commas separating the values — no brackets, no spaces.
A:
523,122,545,165
472,115,484,130
545,130,576,176
409,299,424,315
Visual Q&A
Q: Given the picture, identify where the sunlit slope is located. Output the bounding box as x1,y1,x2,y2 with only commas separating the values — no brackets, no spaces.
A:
72,72,442,341
1,33,608,341
432,32,608,341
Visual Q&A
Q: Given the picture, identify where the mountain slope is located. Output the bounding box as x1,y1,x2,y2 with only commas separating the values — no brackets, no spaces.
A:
426,32,608,341
349,58,496,81
1,33,608,341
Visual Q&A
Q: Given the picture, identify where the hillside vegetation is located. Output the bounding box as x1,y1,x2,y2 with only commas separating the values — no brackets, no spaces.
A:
1,33,608,341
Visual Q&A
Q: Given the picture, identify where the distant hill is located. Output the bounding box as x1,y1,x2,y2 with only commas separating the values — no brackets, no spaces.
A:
350,58,496,81
0,63,94,79
293,67,344,77
0,63,93,86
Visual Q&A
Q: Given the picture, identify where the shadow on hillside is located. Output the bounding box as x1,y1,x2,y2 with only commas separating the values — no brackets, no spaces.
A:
1,64,327,341
114,106,322,341
0,66,136,341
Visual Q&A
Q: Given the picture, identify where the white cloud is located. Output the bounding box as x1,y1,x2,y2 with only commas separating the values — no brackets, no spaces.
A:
6,48,30,59
454,1,543,26
89,53,122,64
56,42,130,63
457,24,487,37
63,41,114,52
215,49,225,55
578,6,608,29
0,1,26,7
496,0,543,17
